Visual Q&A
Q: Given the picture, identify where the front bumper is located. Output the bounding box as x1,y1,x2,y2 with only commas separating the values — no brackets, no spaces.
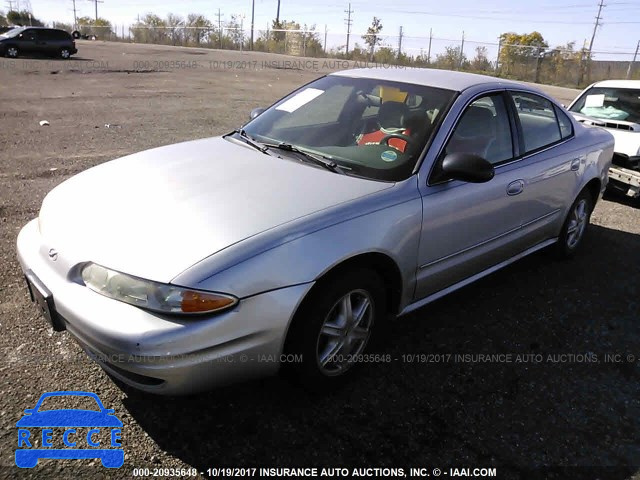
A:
17,219,313,394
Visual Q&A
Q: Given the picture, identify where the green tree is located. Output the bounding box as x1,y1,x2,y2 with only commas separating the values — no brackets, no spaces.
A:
186,13,211,46
77,16,113,38
300,24,323,57
362,16,382,61
132,14,166,44
498,31,547,77
434,45,467,70
471,46,492,72
7,10,44,26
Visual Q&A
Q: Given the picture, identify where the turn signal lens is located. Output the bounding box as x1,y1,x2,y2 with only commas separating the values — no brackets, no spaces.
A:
181,291,236,313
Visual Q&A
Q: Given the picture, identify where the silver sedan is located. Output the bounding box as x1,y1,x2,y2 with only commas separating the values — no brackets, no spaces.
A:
17,68,614,394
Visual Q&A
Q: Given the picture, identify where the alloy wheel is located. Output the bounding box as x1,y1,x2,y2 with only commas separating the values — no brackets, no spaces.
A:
566,198,588,249
316,289,374,376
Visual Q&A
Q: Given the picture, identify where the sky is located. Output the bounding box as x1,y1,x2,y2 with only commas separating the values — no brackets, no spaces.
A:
15,0,640,61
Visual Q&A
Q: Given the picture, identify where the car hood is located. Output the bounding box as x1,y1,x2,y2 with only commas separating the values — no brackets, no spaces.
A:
571,112,640,157
39,136,391,283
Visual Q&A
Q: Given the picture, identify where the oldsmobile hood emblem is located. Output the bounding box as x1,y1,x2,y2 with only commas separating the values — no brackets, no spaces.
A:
48,248,58,261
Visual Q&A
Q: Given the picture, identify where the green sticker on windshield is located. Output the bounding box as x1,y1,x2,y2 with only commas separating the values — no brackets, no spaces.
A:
381,150,398,162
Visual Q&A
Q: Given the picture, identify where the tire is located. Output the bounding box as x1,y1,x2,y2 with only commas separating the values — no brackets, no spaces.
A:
72,30,81,39
60,48,71,59
283,268,387,391
5,45,18,58
555,189,594,258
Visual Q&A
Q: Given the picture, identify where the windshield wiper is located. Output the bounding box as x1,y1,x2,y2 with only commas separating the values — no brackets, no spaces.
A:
226,129,270,155
263,142,347,174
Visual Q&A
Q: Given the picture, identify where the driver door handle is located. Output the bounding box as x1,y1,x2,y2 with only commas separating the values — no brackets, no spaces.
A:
507,179,525,196
570,158,581,171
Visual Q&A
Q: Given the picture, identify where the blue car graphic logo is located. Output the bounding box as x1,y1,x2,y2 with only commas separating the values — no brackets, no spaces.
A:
15,391,123,468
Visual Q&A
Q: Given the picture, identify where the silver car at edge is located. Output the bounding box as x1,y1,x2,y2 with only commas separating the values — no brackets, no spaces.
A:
17,68,614,394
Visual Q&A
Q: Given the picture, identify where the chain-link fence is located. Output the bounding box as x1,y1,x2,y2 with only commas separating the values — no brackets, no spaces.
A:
63,24,639,88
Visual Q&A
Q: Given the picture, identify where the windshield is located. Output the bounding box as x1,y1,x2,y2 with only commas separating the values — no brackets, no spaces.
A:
0,27,26,38
242,75,456,181
569,86,640,124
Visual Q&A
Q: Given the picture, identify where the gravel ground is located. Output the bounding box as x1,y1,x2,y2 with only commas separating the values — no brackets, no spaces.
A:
1,41,639,480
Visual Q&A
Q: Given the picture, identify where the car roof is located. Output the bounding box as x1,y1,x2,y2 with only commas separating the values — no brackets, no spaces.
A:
330,68,531,93
15,26,65,31
590,79,640,89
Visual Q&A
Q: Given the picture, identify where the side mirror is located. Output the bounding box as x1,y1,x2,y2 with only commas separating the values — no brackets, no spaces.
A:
250,107,266,119
441,152,495,183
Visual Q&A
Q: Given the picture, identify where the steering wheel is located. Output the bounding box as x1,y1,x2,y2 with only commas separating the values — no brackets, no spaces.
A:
379,133,416,150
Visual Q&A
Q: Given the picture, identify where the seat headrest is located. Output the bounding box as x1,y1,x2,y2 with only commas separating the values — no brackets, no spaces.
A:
379,101,410,129
456,106,495,137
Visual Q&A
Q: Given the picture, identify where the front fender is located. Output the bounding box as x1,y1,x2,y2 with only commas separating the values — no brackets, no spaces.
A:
173,179,423,310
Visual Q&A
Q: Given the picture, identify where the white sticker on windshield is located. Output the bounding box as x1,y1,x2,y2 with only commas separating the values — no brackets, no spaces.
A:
275,88,324,113
584,94,605,108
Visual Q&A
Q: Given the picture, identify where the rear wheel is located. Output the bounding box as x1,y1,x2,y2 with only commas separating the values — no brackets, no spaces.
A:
555,189,593,258
5,45,18,58
60,48,71,59
283,268,386,391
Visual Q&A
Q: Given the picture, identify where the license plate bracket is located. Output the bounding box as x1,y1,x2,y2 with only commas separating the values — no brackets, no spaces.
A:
25,271,65,331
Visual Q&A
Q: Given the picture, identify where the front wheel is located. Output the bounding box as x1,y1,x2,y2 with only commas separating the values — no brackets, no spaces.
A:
5,45,18,58
555,189,594,258
60,48,71,59
283,268,386,391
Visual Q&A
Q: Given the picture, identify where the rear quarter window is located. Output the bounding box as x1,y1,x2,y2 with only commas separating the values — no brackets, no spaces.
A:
510,92,563,153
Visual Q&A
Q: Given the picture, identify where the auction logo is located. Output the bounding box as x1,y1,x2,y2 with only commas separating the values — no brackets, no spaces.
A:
15,391,123,468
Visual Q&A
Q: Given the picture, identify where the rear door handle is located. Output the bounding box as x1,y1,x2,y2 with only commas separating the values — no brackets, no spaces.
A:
507,179,525,196
571,158,581,171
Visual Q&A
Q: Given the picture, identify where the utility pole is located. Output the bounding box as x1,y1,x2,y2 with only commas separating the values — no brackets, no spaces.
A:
398,25,403,58
324,24,327,53
496,36,502,72
627,40,640,79
215,8,223,49
344,2,353,56
276,0,280,24
250,0,255,50
72,0,77,29
6,0,13,12
586,0,605,82
427,28,432,63
459,31,465,69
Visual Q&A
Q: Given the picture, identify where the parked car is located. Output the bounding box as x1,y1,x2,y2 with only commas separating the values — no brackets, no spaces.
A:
16,69,614,394
568,80,640,198
0,26,77,59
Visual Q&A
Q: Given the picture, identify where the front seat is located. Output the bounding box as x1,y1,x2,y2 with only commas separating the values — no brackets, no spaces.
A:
447,106,496,159
357,101,412,152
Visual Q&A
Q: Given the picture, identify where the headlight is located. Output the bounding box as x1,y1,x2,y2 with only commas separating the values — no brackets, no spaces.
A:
81,263,238,315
